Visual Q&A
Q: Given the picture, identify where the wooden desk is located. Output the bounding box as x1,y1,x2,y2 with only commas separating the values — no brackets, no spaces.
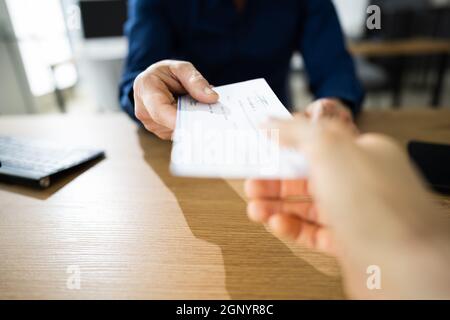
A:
0,111,449,299
349,39,450,57
349,38,450,107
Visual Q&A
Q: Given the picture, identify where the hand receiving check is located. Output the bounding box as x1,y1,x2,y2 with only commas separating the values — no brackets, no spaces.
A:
246,179,334,253
245,115,450,299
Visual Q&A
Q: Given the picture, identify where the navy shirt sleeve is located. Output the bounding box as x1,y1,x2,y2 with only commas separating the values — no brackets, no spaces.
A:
299,0,365,115
119,0,174,119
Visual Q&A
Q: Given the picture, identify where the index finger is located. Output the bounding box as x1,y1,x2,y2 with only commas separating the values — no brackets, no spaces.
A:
245,179,310,199
245,180,281,199
169,62,219,104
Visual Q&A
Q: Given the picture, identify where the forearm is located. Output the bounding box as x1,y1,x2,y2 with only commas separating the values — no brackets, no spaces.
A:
119,71,140,121
336,193,450,299
119,0,173,120
340,227,450,299
299,0,364,116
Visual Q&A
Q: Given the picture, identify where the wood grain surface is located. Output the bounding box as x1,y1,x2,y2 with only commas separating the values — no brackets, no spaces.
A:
0,110,449,299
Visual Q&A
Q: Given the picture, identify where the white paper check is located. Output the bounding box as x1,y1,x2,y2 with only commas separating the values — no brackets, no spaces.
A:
170,79,308,179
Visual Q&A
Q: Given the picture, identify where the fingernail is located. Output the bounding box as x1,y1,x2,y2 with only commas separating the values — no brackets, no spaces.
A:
204,87,216,95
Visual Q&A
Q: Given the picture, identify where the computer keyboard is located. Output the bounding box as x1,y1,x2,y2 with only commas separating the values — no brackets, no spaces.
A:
0,136,105,188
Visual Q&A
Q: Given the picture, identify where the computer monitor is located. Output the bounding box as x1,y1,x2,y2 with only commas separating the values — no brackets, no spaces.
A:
79,0,127,39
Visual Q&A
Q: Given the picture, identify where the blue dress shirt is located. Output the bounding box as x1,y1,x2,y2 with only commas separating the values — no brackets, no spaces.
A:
119,0,364,119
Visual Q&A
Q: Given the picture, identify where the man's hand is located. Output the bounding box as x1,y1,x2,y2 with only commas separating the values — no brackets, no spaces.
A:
133,60,219,140
305,98,357,132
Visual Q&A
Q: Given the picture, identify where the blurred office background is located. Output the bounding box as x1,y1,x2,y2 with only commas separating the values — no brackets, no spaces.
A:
1,0,449,115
